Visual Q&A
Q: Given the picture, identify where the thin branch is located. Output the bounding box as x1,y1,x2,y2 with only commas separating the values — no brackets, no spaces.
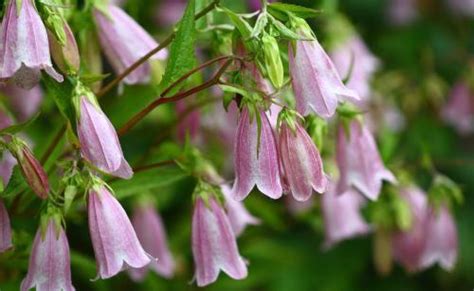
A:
118,59,233,136
133,160,176,173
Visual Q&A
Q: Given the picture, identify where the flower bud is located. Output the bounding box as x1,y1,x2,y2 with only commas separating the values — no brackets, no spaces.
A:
192,196,248,286
21,217,74,291
262,34,284,88
10,143,49,199
48,20,80,75
88,185,150,279
0,0,63,89
0,199,12,252
77,95,133,179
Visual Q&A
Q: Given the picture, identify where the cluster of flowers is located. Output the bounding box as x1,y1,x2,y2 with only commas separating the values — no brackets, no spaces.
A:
0,0,467,289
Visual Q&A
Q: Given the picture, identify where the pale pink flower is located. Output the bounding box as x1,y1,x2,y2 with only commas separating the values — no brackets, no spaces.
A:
192,197,248,286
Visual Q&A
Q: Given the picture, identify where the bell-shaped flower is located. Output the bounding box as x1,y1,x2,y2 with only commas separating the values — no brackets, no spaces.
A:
128,205,175,281
322,185,371,249
0,0,63,89
93,5,168,85
330,35,379,106
77,96,133,179
221,185,260,236
192,197,248,287
278,119,328,201
20,219,74,291
441,82,474,135
232,107,282,200
391,187,429,272
336,121,396,200
288,19,359,118
0,84,43,122
0,199,12,252
420,205,458,271
88,185,150,279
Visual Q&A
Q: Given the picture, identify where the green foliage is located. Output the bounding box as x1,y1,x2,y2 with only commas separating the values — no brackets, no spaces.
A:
158,0,197,96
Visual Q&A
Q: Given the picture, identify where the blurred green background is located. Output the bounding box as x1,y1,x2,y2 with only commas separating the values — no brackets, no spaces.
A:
1,0,474,290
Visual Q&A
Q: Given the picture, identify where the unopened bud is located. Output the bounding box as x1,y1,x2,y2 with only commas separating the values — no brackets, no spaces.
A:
48,20,80,75
262,34,284,88
11,144,49,199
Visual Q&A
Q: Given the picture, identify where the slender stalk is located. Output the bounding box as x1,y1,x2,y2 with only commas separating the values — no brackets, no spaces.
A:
133,160,176,173
118,59,233,136
40,125,66,165
96,0,220,98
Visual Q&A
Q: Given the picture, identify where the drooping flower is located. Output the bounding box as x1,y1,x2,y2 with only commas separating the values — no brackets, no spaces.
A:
0,0,63,89
128,205,175,281
11,145,49,199
420,205,458,271
392,187,429,272
232,107,282,201
93,5,168,85
20,219,74,291
0,84,43,122
278,119,328,201
330,35,379,106
387,0,418,26
322,186,371,249
336,121,396,200
88,185,150,279
221,185,260,236
77,96,133,179
192,197,248,287
441,82,474,135
0,199,12,252
288,19,359,118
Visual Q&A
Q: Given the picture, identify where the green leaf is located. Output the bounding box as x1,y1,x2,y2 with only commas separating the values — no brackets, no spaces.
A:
250,12,268,38
42,75,76,127
268,3,321,21
0,113,39,135
1,166,28,198
158,0,197,96
217,6,253,39
270,16,305,40
110,166,188,199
